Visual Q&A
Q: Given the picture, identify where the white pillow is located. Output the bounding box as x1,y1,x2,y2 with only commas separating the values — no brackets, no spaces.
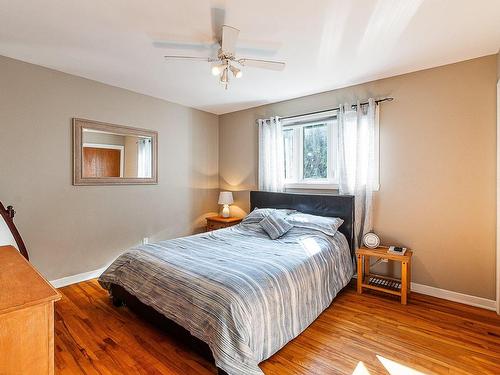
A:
286,212,343,236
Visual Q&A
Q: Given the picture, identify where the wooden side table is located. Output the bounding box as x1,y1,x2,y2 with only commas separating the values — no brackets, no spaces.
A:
206,216,242,232
355,247,413,304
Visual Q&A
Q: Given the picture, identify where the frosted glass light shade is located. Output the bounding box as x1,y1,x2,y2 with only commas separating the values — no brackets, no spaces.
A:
218,192,234,205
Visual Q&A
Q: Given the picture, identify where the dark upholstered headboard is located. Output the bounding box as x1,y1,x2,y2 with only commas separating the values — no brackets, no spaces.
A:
250,191,355,254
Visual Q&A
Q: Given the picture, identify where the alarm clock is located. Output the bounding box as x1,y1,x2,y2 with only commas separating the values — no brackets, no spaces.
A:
363,232,380,249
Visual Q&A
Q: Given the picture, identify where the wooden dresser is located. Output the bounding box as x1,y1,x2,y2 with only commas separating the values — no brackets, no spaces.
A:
0,245,61,374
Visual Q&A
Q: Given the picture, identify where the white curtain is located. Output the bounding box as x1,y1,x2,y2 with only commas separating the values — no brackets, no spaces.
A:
137,138,152,178
258,116,285,192
336,98,378,248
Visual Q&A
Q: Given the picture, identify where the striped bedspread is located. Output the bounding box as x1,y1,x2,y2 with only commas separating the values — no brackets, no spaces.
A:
98,221,353,375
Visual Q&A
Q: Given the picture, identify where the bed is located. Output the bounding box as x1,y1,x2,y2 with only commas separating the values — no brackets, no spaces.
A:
99,191,355,375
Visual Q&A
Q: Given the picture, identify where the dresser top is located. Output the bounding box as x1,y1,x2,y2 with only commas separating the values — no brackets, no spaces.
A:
0,245,61,314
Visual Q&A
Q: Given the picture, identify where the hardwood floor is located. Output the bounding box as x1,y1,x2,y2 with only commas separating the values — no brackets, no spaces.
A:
55,280,500,374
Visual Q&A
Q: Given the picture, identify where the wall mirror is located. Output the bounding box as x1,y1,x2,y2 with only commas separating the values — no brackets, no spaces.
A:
73,118,158,185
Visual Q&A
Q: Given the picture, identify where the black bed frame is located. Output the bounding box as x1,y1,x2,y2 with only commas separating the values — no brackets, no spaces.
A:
110,191,355,374
250,191,355,256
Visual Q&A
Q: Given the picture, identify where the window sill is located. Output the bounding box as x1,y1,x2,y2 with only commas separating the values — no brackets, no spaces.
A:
284,182,339,190
284,182,381,192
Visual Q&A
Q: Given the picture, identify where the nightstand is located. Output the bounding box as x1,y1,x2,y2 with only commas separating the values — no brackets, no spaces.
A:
206,216,242,232
355,247,413,304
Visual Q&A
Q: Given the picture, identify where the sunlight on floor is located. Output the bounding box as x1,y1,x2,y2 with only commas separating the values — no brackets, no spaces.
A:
352,361,371,375
377,355,427,375
352,356,427,375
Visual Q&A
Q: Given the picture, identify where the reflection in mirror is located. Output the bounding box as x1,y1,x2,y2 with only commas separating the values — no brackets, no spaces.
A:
73,118,157,185
82,129,152,178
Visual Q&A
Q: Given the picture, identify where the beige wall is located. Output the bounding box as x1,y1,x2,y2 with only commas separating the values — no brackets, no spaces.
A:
0,55,219,281
219,55,497,300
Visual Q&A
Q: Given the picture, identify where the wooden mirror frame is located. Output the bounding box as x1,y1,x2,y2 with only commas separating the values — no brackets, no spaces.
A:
0,201,29,260
73,118,158,185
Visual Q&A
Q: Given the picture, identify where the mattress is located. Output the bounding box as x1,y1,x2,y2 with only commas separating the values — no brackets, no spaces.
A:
99,220,353,375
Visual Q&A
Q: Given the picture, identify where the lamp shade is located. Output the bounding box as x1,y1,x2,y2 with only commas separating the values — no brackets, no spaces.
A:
218,191,234,205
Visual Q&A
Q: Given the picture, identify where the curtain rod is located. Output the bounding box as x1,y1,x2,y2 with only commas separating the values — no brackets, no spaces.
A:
279,97,394,121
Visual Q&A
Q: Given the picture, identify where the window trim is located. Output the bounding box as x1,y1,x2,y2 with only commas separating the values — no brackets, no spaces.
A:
284,181,339,190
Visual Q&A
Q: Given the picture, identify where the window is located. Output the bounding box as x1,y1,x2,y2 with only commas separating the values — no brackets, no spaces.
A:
259,105,380,192
282,113,379,190
303,124,328,179
282,117,338,188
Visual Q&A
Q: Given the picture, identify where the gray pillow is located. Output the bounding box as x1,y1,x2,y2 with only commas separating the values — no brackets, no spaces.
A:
242,207,296,224
259,214,293,239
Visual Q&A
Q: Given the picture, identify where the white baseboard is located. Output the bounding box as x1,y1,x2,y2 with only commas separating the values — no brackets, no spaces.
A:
352,275,496,311
410,282,496,311
50,265,109,288
51,269,497,311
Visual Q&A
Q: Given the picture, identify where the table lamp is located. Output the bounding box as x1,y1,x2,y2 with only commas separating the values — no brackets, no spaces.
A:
218,192,234,218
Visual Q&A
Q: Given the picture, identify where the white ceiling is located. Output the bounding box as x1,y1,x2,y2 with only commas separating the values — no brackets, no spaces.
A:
1,0,499,114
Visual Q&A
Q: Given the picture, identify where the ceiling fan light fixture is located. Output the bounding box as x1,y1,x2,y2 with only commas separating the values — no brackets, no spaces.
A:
162,23,286,89
220,67,228,83
229,65,242,78
211,63,224,76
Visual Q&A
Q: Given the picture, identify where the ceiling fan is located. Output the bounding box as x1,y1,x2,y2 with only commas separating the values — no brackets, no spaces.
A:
163,24,286,89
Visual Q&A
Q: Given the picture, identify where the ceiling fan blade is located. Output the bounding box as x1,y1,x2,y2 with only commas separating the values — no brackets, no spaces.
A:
153,40,218,51
164,55,215,62
211,7,225,44
234,43,281,58
221,25,239,55
238,58,286,71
